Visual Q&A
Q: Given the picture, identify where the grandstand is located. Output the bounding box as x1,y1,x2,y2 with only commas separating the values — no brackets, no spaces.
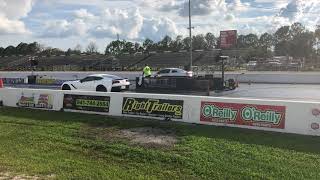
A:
0,49,244,71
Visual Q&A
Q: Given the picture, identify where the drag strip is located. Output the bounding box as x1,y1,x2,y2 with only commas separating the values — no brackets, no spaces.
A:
5,83,320,102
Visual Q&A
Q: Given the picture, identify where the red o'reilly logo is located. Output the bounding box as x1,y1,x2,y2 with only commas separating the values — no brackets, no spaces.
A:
312,108,320,116
311,123,320,130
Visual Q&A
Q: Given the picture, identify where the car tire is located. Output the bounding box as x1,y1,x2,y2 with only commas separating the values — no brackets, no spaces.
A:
62,84,71,90
96,85,107,92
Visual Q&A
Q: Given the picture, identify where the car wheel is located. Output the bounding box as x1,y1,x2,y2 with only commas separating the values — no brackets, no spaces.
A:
96,85,107,92
62,84,71,90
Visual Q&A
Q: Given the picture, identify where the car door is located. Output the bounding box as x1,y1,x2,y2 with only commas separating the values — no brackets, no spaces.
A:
92,76,108,91
170,69,178,76
78,76,95,90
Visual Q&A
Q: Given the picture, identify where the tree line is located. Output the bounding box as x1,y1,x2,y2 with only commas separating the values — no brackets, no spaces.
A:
1,22,319,61
105,22,320,62
0,42,99,57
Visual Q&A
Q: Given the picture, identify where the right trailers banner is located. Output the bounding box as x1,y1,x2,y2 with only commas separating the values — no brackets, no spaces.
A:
200,102,286,129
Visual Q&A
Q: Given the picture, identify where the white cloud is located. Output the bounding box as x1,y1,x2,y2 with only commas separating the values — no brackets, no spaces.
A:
40,19,87,38
0,0,33,35
227,0,250,12
90,8,144,39
0,16,30,34
278,0,320,28
139,17,179,41
179,0,227,16
74,9,96,20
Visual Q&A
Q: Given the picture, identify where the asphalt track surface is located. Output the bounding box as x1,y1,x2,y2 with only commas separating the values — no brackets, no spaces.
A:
6,83,320,102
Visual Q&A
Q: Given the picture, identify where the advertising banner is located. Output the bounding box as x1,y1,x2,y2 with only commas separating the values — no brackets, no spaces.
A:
17,93,53,109
63,94,110,113
200,101,286,129
122,97,183,119
309,107,320,134
220,30,237,49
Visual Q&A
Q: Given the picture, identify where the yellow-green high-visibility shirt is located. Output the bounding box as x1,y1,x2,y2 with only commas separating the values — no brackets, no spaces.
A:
143,66,151,76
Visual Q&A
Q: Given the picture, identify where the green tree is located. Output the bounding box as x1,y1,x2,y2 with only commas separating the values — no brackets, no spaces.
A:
170,35,184,52
27,42,40,55
16,42,28,55
205,32,216,49
259,33,274,49
244,34,259,48
183,37,191,50
3,46,16,55
105,40,126,56
290,22,305,38
259,33,274,58
274,26,291,56
65,48,72,56
0,47,4,56
290,31,314,58
158,35,172,51
192,34,206,50
142,38,154,52
314,25,320,55
124,41,135,54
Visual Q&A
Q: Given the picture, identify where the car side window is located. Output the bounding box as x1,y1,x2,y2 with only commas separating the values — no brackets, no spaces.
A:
158,69,170,74
81,76,95,82
93,77,103,81
172,70,178,73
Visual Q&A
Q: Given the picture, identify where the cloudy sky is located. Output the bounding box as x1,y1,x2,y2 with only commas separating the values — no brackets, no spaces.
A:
0,0,319,52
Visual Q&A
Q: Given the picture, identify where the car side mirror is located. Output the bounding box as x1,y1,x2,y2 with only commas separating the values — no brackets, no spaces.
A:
80,80,83,83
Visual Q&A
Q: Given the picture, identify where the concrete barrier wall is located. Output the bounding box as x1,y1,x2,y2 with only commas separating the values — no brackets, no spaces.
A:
1,88,320,136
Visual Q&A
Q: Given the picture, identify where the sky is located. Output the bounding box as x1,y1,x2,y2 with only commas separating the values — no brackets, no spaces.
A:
0,0,320,52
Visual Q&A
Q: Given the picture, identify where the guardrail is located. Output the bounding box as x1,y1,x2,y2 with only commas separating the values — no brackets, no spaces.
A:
0,88,320,136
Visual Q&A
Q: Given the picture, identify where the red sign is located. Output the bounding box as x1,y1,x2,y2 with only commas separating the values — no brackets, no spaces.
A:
200,102,286,129
220,30,237,49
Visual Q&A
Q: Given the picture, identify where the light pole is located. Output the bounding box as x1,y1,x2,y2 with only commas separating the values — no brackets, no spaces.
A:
188,0,193,71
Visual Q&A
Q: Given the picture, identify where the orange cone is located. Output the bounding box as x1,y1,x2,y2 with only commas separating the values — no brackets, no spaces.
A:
0,78,3,88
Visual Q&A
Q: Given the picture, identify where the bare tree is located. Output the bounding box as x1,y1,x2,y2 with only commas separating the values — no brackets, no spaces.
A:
86,42,98,54
74,44,82,52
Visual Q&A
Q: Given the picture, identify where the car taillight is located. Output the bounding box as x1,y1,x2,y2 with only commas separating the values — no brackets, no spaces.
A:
186,71,193,77
112,80,120,84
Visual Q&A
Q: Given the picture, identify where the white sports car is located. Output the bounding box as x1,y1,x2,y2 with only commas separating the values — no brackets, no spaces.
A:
61,74,130,92
155,68,193,77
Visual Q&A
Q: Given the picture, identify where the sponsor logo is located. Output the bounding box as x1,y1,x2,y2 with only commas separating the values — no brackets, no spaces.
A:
200,102,286,129
122,97,183,119
17,94,53,109
312,108,320,116
63,94,110,113
311,123,320,130
202,104,237,121
241,107,282,125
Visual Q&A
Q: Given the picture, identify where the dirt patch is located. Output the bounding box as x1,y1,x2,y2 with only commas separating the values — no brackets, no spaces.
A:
0,172,55,180
80,125,178,148
118,127,178,148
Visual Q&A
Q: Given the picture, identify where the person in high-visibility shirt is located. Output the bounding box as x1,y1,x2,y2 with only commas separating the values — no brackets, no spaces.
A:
143,64,152,77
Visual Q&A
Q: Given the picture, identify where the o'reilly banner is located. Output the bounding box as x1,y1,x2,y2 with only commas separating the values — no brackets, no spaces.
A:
122,97,183,119
200,101,286,129
63,94,110,113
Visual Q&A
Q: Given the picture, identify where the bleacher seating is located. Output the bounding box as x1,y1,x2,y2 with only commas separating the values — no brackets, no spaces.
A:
0,49,244,71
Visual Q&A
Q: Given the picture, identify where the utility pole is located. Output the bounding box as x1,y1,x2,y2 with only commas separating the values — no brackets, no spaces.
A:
117,34,120,41
188,0,193,71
